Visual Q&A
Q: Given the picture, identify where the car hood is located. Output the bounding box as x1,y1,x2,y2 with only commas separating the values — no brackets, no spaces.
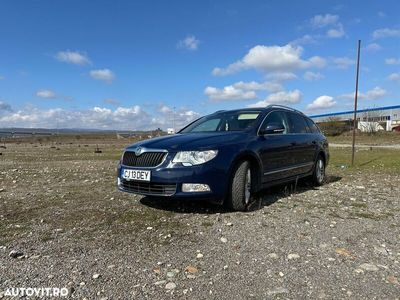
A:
126,132,247,152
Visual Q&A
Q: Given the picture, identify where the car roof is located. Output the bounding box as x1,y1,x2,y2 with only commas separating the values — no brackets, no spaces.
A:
212,105,306,116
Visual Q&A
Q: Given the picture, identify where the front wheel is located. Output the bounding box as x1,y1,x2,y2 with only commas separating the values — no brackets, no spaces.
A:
312,155,325,186
227,160,255,211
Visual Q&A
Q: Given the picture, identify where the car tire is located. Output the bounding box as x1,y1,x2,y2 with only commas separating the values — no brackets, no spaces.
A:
228,160,254,211
312,155,325,186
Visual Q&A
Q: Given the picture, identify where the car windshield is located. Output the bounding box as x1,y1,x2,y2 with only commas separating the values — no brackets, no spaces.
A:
180,111,261,133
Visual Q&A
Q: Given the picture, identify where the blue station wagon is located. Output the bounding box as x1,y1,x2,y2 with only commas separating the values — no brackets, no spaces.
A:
117,105,329,211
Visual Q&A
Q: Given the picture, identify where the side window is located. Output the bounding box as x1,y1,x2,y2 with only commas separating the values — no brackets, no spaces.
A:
260,111,289,134
305,118,320,133
288,112,309,134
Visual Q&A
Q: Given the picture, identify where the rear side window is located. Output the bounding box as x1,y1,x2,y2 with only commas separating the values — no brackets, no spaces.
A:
305,118,320,133
288,112,309,134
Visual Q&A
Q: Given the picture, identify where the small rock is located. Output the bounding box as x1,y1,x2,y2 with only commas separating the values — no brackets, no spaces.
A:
225,222,233,226
146,227,153,230
185,266,198,274
92,273,101,279
9,250,24,259
387,275,398,285
165,282,176,290
187,274,196,279
359,263,379,272
267,287,289,296
268,253,279,259
166,271,175,278
288,253,300,260
80,282,86,286
196,253,204,259
220,237,228,243
374,246,389,255
154,280,166,286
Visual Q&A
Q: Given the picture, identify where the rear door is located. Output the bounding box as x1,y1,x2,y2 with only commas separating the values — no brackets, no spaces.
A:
286,112,315,175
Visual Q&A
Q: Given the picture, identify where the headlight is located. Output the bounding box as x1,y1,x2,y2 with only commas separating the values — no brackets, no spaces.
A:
172,150,218,166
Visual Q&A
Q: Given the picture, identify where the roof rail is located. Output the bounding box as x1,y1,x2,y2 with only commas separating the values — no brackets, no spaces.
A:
267,105,305,115
213,110,227,114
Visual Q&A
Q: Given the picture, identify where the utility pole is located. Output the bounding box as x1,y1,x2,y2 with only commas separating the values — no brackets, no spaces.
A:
172,106,176,133
351,40,361,166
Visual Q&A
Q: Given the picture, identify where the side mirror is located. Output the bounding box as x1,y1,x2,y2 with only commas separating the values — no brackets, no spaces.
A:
259,123,285,135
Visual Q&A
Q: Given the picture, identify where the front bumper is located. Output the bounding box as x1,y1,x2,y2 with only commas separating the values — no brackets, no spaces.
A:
117,154,229,201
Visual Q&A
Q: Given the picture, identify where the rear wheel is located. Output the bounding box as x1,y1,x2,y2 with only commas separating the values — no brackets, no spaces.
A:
227,160,255,211
312,155,325,186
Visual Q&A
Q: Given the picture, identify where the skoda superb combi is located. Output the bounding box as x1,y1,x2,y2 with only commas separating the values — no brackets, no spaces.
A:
117,105,329,211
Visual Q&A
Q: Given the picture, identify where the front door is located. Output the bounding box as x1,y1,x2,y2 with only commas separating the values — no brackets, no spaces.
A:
258,110,298,182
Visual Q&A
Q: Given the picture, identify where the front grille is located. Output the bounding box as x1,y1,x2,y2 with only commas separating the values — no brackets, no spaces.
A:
122,151,167,167
120,180,177,196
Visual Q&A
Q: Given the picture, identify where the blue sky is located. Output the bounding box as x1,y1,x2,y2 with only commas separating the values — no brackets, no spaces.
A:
0,0,399,130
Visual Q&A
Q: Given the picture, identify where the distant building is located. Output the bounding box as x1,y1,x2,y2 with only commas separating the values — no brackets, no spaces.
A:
167,128,175,135
309,105,400,131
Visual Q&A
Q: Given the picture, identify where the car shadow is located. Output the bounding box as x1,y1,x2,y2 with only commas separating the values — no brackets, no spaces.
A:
140,174,342,214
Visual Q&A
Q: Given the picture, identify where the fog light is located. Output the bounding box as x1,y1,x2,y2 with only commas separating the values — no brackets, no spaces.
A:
117,177,121,186
182,183,210,192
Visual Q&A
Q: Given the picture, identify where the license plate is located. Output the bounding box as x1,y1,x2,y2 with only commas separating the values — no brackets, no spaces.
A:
122,169,151,182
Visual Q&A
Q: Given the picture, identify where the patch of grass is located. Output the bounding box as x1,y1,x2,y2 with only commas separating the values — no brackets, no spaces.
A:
329,147,400,173
350,211,394,220
201,221,214,227
351,202,368,209
328,132,400,145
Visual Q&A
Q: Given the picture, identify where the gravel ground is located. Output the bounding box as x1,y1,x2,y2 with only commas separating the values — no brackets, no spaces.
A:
0,142,399,299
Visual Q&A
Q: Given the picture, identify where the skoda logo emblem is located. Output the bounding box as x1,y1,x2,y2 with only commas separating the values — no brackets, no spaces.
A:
135,147,143,156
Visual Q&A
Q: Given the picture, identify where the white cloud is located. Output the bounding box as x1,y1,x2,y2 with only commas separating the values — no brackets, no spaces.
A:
266,72,298,81
204,86,257,102
247,90,302,108
0,100,12,112
372,28,400,39
89,69,115,83
159,105,173,114
35,89,71,101
232,81,283,92
212,44,326,76
0,105,200,130
365,43,382,51
378,11,386,18
177,35,200,50
309,14,345,39
333,57,355,69
388,73,400,82
307,95,336,110
55,50,91,65
326,23,345,38
385,58,400,65
310,14,339,28
103,98,121,106
290,34,317,46
339,86,387,101
36,89,57,99
303,71,324,81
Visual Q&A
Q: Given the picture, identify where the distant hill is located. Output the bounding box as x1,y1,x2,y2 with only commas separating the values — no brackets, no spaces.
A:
0,127,165,138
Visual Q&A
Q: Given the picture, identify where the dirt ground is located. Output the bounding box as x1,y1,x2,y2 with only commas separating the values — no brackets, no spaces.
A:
0,138,399,299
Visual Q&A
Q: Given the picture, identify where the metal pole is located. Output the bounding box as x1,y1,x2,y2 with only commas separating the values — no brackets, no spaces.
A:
173,106,176,133
351,40,361,166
